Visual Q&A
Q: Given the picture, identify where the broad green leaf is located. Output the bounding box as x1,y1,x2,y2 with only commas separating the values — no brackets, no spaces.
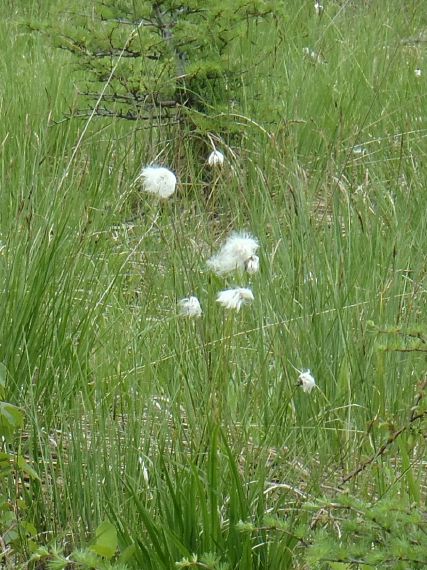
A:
0,401,23,432
22,521,37,537
2,510,14,524
90,520,118,560
17,455,41,481
3,528,19,545
0,451,11,472
118,544,136,564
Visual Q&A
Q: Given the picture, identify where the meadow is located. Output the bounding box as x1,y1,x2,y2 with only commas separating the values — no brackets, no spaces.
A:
1,1,426,568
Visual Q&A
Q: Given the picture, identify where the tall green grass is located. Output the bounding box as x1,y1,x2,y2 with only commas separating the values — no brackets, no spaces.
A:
1,1,426,568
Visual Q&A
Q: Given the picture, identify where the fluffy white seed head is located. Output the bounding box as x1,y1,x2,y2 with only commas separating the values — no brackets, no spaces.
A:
298,369,316,393
314,2,324,16
208,150,225,167
216,287,254,312
139,166,176,199
352,145,367,156
178,296,202,318
304,271,317,284
303,46,324,64
138,457,150,486
207,232,259,276
245,254,260,275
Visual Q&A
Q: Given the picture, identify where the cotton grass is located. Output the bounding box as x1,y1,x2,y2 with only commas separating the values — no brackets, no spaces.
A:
208,150,224,167
216,287,254,312
245,254,259,275
207,232,259,276
314,2,323,16
139,165,177,199
298,370,316,393
178,296,202,318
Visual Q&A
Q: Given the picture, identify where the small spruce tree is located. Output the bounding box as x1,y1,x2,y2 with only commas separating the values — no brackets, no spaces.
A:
35,1,283,130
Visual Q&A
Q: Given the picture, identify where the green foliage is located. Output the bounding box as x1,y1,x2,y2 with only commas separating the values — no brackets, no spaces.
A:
368,321,427,353
90,520,118,560
0,402,23,439
0,364,23,440
175,552,230,569
28,521,125,569
29,0,284,125
0,364,39,565
305,495,427,569
2,1,427,569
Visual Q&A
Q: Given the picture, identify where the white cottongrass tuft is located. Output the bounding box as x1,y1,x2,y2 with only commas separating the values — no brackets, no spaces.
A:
138,457,150,486
304,271,317,284
139,165,177,199
352,145,367,156
207,231,259,276
303,47,324,64
245,254,259,275
208,150,225,167
314,2,324,16
178,296,202,318
298,369,316,393
216,287,254,312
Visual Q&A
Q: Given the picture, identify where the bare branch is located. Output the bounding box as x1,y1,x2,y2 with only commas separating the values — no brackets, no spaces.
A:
341,379,427,486
58,104,180,123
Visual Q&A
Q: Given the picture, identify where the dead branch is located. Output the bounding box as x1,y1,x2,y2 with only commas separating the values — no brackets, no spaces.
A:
341,379,427,486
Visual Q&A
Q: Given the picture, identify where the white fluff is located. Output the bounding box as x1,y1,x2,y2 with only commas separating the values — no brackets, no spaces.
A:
207,232,259,276
178,296,202,318
314,2,323,16
245,255,260,275
298,369,316,393
303,47,324,64
352,145,367,156
208,150,224,167
139,166,176,199
216,287,254,312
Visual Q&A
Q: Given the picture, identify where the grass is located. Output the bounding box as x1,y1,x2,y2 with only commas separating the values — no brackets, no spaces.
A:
1,1,427,568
